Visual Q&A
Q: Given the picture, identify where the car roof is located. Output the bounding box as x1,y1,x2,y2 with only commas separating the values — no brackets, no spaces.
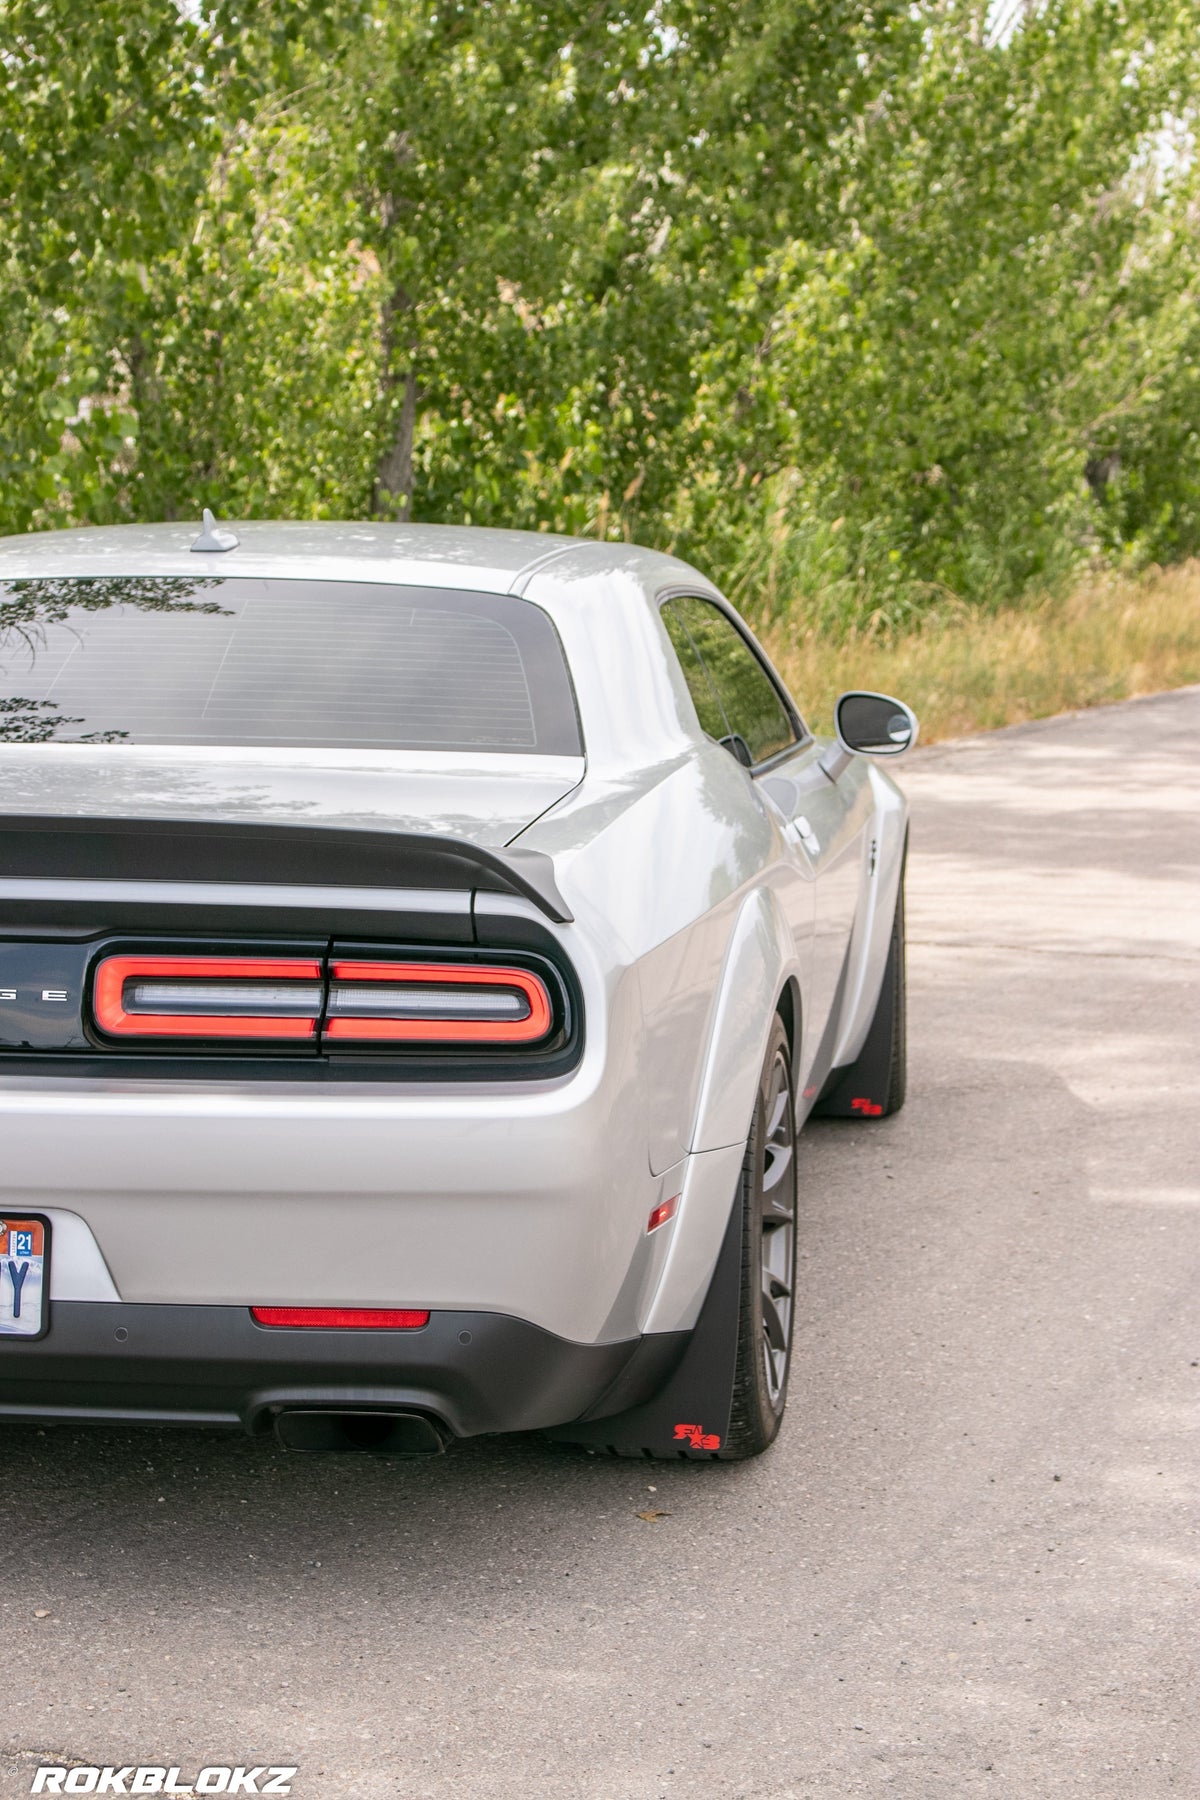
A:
0,520,710,601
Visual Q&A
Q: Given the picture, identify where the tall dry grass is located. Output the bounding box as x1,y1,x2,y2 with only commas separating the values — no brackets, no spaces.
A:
762,560,1200,742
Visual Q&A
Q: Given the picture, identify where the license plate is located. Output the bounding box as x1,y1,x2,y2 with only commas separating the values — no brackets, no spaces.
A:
0,1215,50,1340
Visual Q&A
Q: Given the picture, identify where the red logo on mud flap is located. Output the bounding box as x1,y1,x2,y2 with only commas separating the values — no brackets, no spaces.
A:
850,1097,883,1116
674,1423,721,1451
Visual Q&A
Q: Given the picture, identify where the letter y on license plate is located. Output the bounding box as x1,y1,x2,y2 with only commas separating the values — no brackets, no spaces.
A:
0,1215,50,1339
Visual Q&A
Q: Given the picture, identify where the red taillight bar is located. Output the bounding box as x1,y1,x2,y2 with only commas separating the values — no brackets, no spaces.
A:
324,961,553,1044
251,1307,431,1329
93,955,323,1040
91,954,558,1050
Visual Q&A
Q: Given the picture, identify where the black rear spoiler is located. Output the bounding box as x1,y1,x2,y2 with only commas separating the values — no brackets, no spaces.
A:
0,815,573,925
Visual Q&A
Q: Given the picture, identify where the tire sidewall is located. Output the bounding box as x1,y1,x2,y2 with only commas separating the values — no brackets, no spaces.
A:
729,1016,797,1454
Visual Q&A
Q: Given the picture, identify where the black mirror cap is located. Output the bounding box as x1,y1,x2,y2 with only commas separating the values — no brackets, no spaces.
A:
834,691,919,757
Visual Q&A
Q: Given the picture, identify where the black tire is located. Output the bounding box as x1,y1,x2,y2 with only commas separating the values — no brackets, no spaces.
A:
813,856,907,1120
724,1016,798,1460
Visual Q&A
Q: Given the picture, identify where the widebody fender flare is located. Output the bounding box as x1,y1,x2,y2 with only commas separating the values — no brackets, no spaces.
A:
640,884,796,1335
828,765,909,1073
689,882,797,1157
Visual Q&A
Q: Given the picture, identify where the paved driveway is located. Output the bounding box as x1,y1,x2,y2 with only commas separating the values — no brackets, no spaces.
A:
2,688,1198,1799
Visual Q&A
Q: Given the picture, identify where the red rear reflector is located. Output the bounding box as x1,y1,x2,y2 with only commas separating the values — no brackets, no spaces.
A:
251,1307,431,1330
324,961,553,1044
647,1194,680,1233
93,955,322,1040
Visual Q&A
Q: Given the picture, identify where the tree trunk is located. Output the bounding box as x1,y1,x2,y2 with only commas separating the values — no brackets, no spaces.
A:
373,364,417,519
125,331,176,518
373,264,418,520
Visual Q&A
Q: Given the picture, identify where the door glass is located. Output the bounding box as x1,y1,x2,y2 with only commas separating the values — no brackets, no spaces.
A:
664,597,795,765
660,601,728,741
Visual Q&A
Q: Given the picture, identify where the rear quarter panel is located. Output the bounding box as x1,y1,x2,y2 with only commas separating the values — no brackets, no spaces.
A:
827,761,909,1072
519,737,793,1174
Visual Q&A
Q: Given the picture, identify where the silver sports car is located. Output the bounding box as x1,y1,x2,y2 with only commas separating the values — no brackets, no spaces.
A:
0,517,916,1460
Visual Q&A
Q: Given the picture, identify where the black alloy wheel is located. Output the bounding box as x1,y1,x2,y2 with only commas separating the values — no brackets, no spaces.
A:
725,1015,798,1458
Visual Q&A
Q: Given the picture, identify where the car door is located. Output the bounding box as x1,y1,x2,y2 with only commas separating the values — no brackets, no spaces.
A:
758,741,873,1073
659,595,868,1076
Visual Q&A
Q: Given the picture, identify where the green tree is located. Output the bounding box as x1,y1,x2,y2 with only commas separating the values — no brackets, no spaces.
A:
3,0,1199,631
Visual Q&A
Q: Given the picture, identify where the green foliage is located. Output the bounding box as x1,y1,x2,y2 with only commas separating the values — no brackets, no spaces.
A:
714,0,1200,627
3,0,1199,630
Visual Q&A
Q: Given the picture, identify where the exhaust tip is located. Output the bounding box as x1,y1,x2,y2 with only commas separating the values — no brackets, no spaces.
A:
274,1408,450,1455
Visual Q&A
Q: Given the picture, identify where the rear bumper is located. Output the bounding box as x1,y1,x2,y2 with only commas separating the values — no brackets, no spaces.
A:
0,1301,686,1438
0,1047,661,1343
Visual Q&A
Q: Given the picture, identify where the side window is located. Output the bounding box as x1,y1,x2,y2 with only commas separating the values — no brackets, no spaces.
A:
660,602,728,742
662,596,797,767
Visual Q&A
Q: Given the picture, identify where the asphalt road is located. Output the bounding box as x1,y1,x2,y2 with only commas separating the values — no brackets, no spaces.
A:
3,688,1198,1800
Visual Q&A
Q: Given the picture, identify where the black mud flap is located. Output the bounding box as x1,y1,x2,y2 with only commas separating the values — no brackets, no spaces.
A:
812,942,895,1118
813,864,904,1119
545,1192,743,1460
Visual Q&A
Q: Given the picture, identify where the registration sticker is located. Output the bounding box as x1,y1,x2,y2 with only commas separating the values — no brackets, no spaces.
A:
0,1215,50,1339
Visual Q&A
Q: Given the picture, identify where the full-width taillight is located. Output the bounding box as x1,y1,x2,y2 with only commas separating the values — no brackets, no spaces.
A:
92,955,323,1040
323,961,554,1044
251,1307,431,1329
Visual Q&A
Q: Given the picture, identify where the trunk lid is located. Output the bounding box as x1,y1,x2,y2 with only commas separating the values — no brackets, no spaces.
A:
0,744,584,848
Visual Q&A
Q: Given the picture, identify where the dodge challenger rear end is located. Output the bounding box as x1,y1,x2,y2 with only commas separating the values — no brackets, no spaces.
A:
0,519,910,1460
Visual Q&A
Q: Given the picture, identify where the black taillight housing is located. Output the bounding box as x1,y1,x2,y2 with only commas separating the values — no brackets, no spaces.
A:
83,938,577,1076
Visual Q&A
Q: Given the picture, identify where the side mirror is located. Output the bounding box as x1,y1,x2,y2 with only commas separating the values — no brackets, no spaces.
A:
835,691,919,756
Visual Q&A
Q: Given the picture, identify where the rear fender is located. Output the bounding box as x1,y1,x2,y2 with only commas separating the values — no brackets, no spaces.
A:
637,886,793,1335
828,768,908,1071
690,884,795,1156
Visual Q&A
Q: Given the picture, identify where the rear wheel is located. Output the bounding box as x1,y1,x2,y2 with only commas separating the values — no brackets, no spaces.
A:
542,1014,799,1463
725,1016,798,1460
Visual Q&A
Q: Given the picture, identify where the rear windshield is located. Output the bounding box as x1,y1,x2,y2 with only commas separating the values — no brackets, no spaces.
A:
0,576,582,755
